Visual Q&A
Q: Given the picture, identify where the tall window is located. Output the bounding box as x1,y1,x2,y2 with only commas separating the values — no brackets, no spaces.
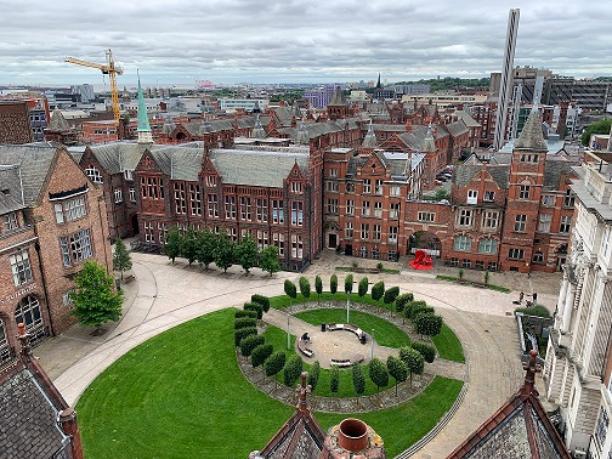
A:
129,187,136,202
374,201,382,218
362,201,370,217
272,199,284,224
189,185,202,216
457,209,473,227
389,226,398,242
225,196,236,220
478,238,497,254
484,191,495,202
291,201,303,226
123,169,134,181
375,179,383,195
346,200,354,216
114,189,123,204
256,230,269,249
373,224,381,241
144,221,155,243
15,296,44,338
174,183,186,214
291,235,303,259
519,184,530,200
85,166,103,184
482,210,499,229
508,248,524,260
363,179,371,193
390,203,400,219
59,229,93,266
514,214,527,232
158,223,167,244
3,212,18,232
390,185,400,197
538,214,551,233
360,224,369,240
254,198,267,222
290,182,303,194
345,221,353,238
467,189,478,204
141,176,164,199
207,194,218,218
273,233,285,255
454,235,471,251
532,251,544,263
0,319,10,364
205,175,217,187
327,199,338,215
10,249,33,286
564,189,575,207
560,216,571,233
54,196,86,224
240,197,252,221
325,181,339,192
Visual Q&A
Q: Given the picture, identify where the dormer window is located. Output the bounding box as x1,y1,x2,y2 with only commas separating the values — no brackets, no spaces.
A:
85,166,103,184
3,212,19,232
123,170,134,181
290,182,303,194
467,190,478,205
205,175,217,187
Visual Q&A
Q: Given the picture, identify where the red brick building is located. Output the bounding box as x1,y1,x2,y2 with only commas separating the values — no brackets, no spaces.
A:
81,119,119,144
0,101,33,144
0,144,112,359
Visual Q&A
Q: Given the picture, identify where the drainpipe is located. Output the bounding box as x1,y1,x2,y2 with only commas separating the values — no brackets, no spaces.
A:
97,195,110,275
32,224,56,336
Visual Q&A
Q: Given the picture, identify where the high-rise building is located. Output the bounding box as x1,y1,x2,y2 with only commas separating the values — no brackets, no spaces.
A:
493,8,520,150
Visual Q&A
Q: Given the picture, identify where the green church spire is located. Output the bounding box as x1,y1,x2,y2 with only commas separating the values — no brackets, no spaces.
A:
137,70,153,143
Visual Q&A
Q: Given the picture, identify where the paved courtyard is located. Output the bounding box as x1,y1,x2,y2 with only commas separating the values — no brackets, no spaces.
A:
35,251,548,457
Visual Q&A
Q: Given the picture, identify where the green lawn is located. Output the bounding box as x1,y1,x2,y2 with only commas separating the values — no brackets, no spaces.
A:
432,323,465,363
294,308,411,348
78,308,462,458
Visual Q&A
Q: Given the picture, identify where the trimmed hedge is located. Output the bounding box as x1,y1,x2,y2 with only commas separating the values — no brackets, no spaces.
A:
234,327,257,346
352,364,366,395
515,304,551,318
407,302,432,320
244,302,263,319
414,313,443,336
284,280,297,299
308,361,320,390
330,367,340,394
251,344,274,367
251,294,270,312
240,334,265,357
299,277,311,298
358,277,369,297
405,300,427,319
412,341,436,363
368,358,389,390
315,276,323,296
235,309,258,319
395,293,413,314
383,286,400,304
330,274,338,294
234,317,257,330
283,354,303,386
371,281,385,301
344,274,354,295
264,351,286,378
400,346,425,377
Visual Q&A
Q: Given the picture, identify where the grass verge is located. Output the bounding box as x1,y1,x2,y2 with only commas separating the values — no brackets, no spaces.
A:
431,323,465,363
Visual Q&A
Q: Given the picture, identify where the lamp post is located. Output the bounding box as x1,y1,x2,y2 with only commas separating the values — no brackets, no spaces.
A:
346,296,350,323
370,329,375,359
287,314,291,350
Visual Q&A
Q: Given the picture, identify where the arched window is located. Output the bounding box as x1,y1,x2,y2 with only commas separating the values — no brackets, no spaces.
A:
0,318,11,364
15,295,45,343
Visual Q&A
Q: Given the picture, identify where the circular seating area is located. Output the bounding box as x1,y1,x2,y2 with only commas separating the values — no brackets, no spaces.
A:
298,333,314,358
324,323,367,344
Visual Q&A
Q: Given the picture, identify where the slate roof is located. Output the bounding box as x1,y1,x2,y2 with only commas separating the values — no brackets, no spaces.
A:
47,109,71,132
448,352,570,459
455,111,481,128
208,148,309,188
515,109,548,151
0,165,25,215
396,125,447,151
271,107,295,127
0,366,68,459
0,144,57,205
278,118,361,141
544,159,575,190
454,164,510,189
86,142,148,174
446,120,469,137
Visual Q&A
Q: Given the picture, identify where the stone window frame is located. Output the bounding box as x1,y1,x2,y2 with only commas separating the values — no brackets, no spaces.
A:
478,238,498,254
54,195,87,224
508,248,524,260
559,215,572,234
0,318,11,365
9,249,33,287
59,229,93,267
3,212,19,232
84,166,103,184
514,214,527,233
454,235,472,252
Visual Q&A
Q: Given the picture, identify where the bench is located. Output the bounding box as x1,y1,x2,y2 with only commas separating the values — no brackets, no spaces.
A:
298,338,313,358
330,358,352,368
326,323,365,340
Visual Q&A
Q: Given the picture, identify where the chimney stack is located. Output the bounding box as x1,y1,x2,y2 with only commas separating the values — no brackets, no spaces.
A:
324,418,385,458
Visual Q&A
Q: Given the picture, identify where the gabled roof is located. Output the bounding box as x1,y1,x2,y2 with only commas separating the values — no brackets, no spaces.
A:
86,142,148,174
454,164,510,190
544,159,575,190
0,165,25,214
454,111,481,128
446,120,469,138
448,351,570,459
515,109,548,151
47,108,71,132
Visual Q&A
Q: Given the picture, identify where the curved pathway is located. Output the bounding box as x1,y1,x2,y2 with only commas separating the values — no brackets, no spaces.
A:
38,252,525,457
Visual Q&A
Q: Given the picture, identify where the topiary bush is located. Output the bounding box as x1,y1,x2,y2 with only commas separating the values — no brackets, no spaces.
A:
299,277,311,298
330,274,338,294
412,341,436,363
408,302,433,320
399,346,424,382
244,302,263,319
371,281,385,301
284,280,297,300
383,286,400,304
330,367,340,394
235,327,257,346
235,309,258,319
344,274,353,295
308,361,320,390
251,344,273,367
240,334,265,356
414,313,443,336
315,276,323,297
234,317,257,330
251,294,270,312
283,355,303,386
368,358,389,391
358,277,369,297
264,351,286,379
352,364,366,395
395,293,413,314
386,355,408,395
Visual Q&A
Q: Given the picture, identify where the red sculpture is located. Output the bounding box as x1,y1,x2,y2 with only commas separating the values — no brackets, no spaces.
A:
410,249,433,270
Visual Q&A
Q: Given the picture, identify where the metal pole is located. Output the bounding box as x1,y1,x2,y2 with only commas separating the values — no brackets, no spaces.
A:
287,314,290,350
346,297,350,323
370,329,375,359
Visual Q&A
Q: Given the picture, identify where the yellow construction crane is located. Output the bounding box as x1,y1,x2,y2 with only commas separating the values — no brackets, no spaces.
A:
65,49,123,125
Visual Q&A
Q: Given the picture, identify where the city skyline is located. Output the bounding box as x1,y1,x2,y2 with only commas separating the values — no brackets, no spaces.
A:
1,0,611,86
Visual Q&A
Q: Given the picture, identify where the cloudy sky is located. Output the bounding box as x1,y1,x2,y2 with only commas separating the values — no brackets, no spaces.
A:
1,0,610,86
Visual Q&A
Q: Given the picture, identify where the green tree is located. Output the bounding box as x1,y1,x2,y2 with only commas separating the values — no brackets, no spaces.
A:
371,281,385,301
196,230,218,269
330,367,340,394
344,274,353,296
234,317,257,329
213,233,235,272
358,277,369,297
234,327,257,346
383,286,400,304
251,344,273,368
283,355,303,386
70,261,123,332
299,277,311,298
264,351,286,388
315,275,323,304
308,361,320,390
581,119,612,146
395,293,413,316
414,313,443,336
243,303,263,319
368,358,389,391
240,334,265,357
164,227,181,263
260,246,281,277
251,294,270,312
235,235,259,274
352,364,366,396
400,346,425,384
387,356,408,396
113,239,132,282
284,280,297,302
412,341,436,363
181,229,199,265
330,274,338,294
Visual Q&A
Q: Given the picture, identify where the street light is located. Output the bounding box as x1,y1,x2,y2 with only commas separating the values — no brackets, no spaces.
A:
346,295,350,323
287,314,291,350
370,328,375,359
